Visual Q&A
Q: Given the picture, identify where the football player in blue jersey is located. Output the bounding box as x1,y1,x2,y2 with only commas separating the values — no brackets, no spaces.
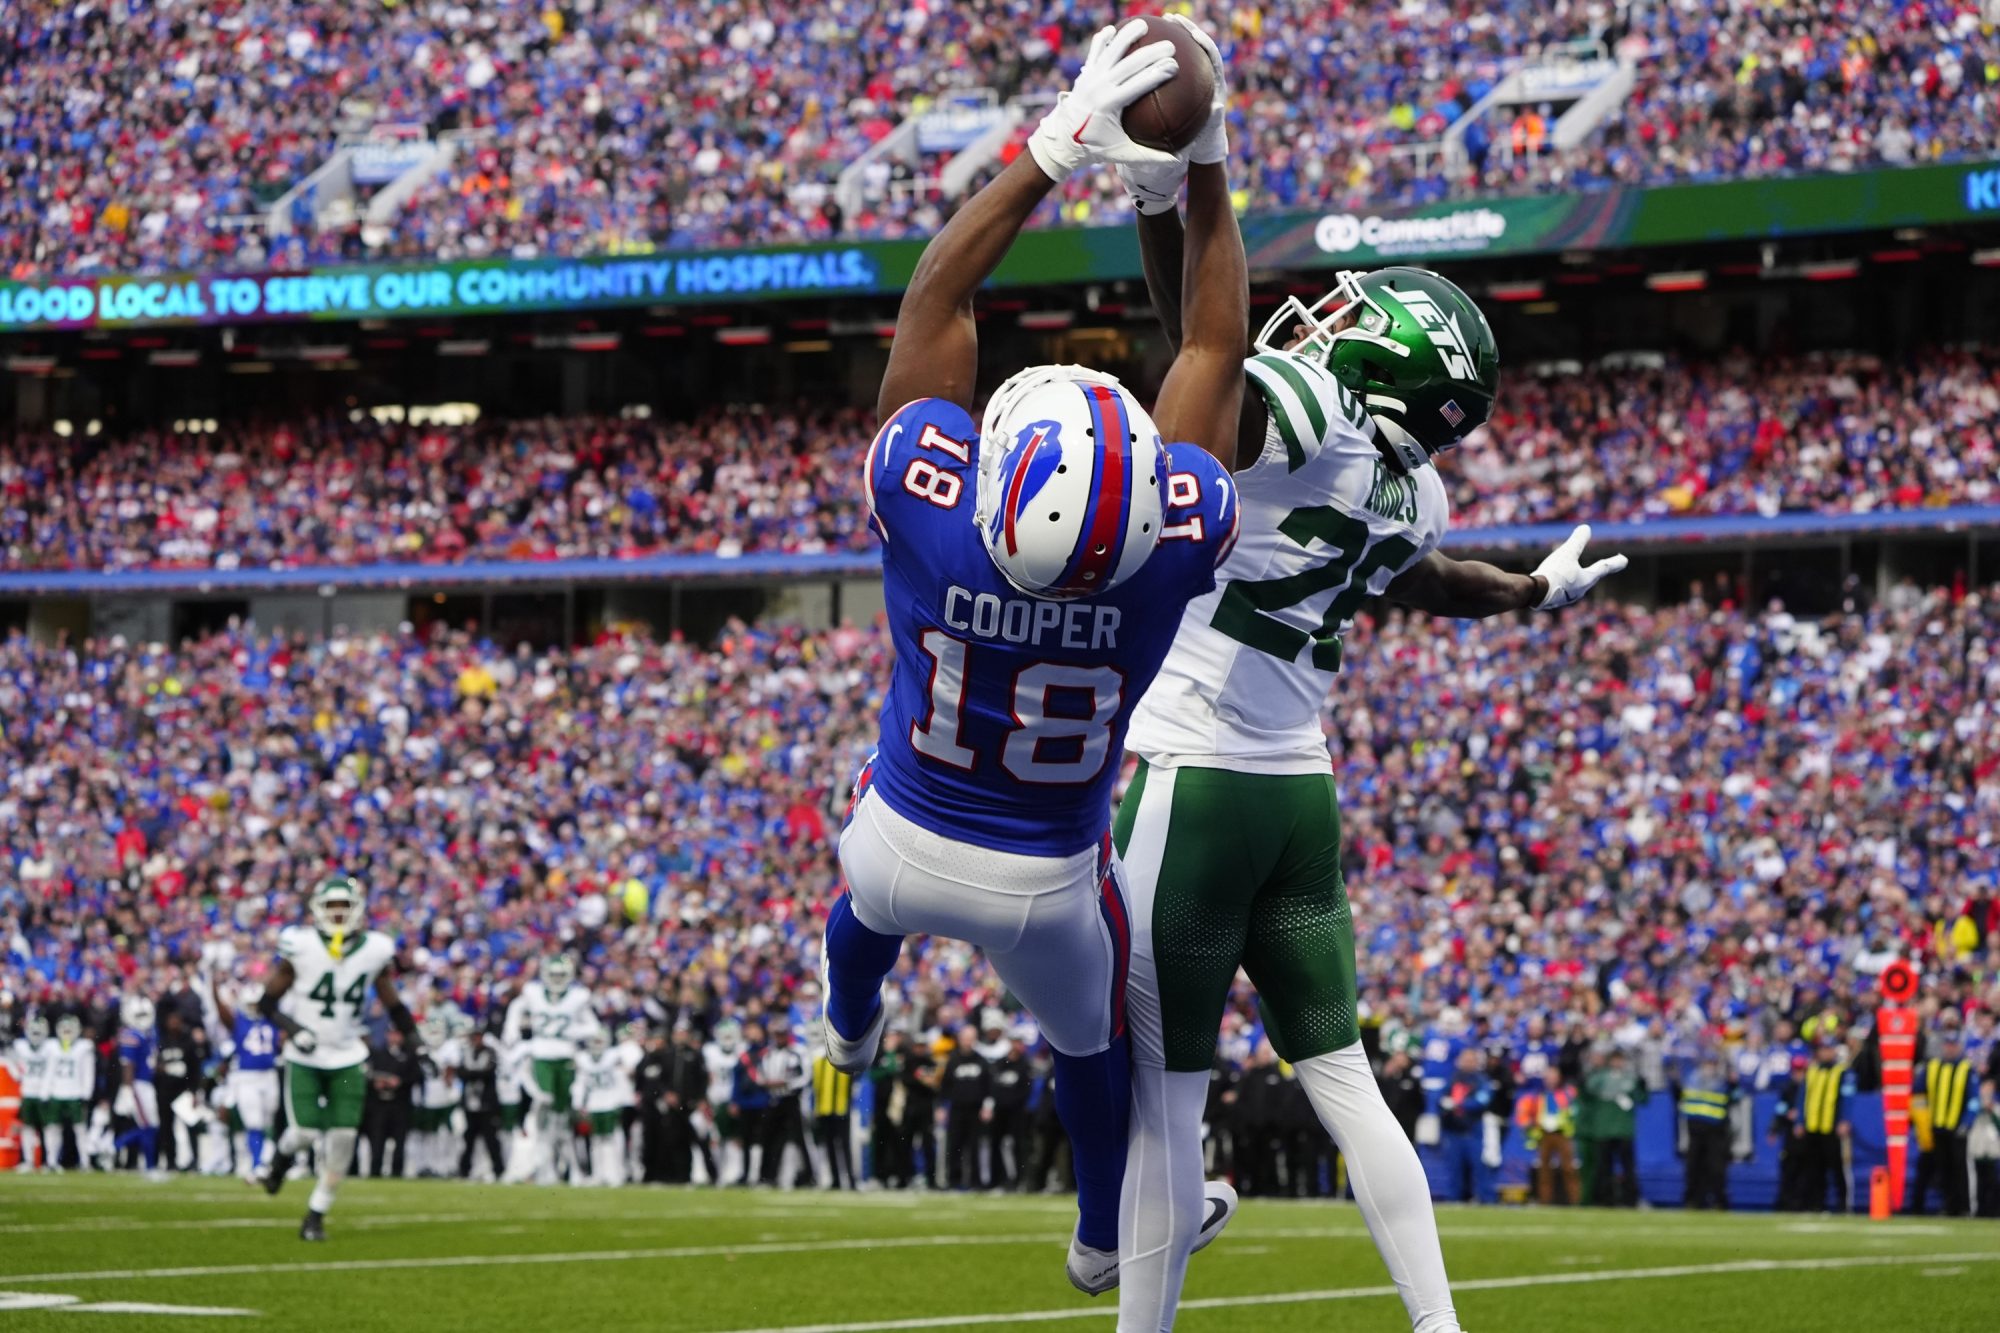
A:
207,971,283,1180
115,994,162,1173
817,19,1248,1298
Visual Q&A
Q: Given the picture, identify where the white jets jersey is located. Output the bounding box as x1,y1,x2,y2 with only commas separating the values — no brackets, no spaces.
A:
497,1038,531,1106
1128,350,1450,773
47,1039,95,1100
503,982,598,1061
277,926,398,1069
422,1036,464,1109
703,1041,740,1106
11,1037,51,1099
577,1046,637,1114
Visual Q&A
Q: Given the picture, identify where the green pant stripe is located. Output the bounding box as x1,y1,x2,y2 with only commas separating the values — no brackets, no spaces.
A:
1114,760,1359,1072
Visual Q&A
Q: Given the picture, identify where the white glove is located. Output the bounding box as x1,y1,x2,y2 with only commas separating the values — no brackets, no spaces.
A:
1532,523,1628,609
1028,20,1181,182
1113,16,1229,214
1117,158,1185,214
289,1028,317,1056
1168,14,1229,165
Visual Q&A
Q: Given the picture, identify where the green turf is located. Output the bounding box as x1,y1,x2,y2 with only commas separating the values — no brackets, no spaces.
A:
1,1174,1994,1331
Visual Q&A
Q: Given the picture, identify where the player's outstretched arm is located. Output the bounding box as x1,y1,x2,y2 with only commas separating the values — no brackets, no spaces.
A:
375,971,422,1051
1390,524,1628,616
1150,160,1246,472
876,20,1180,422
255,959,308,1050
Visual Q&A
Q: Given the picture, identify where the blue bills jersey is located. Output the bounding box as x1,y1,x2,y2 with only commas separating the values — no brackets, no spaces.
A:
118,1028,155,1083
232,1012,281,1072
863,397,1238,856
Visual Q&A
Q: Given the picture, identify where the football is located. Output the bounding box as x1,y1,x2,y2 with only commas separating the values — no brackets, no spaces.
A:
1118,15,1215,153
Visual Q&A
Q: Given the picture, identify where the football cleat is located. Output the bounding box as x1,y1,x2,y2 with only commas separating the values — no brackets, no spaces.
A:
261,1151,295,1196
300,1209,326,1242
818,943,887,1076
1065,1179,1239,1295
1065,1237,1119,1296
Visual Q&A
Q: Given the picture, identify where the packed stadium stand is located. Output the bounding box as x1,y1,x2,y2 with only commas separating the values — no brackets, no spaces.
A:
1,346,1994,574
5,0,1995,272
3,584,1996,1197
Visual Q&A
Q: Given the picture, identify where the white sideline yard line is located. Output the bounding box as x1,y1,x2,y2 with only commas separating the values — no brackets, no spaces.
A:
0,1231,1064,1285
696,1251,2000,1333
0,1213,482,1235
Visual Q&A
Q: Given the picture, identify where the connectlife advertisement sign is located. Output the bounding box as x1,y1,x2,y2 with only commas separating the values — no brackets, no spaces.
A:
1,161,1993,332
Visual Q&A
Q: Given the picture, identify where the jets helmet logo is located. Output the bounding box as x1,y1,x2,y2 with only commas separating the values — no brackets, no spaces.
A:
1386,286,1474,382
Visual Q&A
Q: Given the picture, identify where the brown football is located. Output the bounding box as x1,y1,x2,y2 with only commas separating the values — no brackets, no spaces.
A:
1117,15,1216,154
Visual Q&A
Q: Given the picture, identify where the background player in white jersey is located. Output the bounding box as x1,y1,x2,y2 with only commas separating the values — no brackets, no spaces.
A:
414,1012,463,1178
497,1021,536,1183
255,875,421,1240
9,1014,52,1171
702,1019,747,1185
43,1014,95,1172
1108,126,1628,1326
575,1029,636,1187
502,954,599,1184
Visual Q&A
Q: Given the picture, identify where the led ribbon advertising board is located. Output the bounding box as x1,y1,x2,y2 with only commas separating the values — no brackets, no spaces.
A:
1,162,1993,333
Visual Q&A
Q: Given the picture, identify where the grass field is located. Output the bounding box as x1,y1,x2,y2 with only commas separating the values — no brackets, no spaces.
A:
1,1175,1996,1331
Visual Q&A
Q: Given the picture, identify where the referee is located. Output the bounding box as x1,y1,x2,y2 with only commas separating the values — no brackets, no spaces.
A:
1912,1025,1976,1217
812,1049,856,1190
1789,1035,1852,1212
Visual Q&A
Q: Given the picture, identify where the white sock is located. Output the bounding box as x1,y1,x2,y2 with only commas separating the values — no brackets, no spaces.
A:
278,1125,308,1157
309,1128,356,1215
1116,1065,1211,1333
1294,1043,1461,1333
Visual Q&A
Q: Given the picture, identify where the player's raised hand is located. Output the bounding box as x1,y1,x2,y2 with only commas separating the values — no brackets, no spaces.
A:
1028,20,1180,181
1532,524,1629,609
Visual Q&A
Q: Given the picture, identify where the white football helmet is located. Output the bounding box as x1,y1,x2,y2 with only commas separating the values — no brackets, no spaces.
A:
309,875,365,935
26,1013,50,1043
542,954,577,992
122,995,156,1032
54,1014,82,1044
584,1028,611,1056
975,365,1169,601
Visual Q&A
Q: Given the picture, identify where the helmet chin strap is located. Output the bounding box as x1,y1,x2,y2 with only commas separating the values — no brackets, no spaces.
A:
1370,416,1431,475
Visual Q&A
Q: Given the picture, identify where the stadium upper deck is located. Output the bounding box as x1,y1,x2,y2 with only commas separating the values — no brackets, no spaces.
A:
3,0,1994,276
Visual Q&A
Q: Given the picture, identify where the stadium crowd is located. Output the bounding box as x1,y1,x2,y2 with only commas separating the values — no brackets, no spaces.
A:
2,347,1995,575
4,576,1997,1206
0,407,875,572
5,0,1995,274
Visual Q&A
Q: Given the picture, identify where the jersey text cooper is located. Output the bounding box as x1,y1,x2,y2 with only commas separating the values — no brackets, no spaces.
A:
942,586,1122,650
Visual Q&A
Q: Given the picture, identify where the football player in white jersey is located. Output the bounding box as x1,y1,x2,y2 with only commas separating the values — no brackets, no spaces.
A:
1109,104,1627,1328
575,1029,637,1187
501,954,599,1184
9,1015,52,1171
43,1015,95,1171
255,875,421,1240
702,1019,747,1185
413,1011,464,1178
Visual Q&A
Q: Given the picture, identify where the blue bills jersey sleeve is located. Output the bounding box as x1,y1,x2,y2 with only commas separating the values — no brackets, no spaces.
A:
1152,443,1240,596
864,398,980,552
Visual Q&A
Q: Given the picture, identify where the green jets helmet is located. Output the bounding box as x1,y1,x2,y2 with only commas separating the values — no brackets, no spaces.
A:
309,874,366,936
1256,266,1499,473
